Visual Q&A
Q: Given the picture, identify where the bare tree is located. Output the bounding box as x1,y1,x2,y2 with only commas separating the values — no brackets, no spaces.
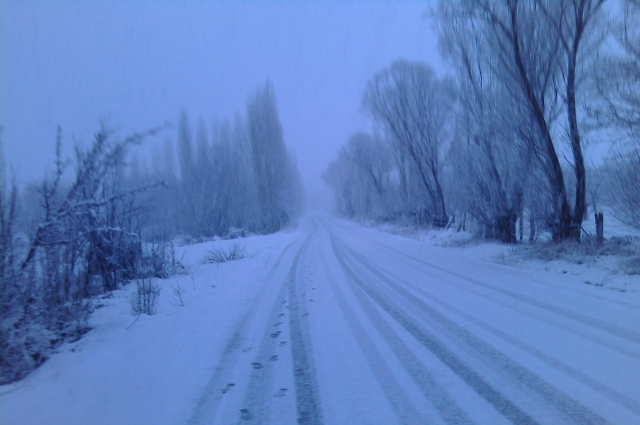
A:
248,81,302,233
591,0,640,227
438,9,537,242
323,132,396,220
439,0,607,240
363,61,453,225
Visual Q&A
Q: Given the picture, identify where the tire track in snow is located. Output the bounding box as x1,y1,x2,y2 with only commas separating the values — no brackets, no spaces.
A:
410,278,640,417
331,219,640,345
188,241,297,425
235,281,289,424
344,240,640,417
287,222,324,425
318,235,473,425
317,245,432,425
336,227,640,359
334,235,609,425
328,216,640,310
414,260,640,359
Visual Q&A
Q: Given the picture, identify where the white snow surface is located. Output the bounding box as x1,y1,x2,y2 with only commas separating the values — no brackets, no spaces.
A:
2,214,639,424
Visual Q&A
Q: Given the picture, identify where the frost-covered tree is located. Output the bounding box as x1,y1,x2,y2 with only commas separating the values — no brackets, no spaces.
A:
1,124,163,384
323,133,397,220
136,82,302,240
437,5,544,242
436,0,605,240
248,81,302,233
437,0,607,241
362,61,453,225
590,0,640,228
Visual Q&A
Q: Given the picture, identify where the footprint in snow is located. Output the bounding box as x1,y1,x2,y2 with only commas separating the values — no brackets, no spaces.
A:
270,331,281,338
273,388,288,398
251,362,263,369
273,322,283,327
270,355,278,361
240,409,253,420
221,383,235,394
278,313,285,317
279,341,287,347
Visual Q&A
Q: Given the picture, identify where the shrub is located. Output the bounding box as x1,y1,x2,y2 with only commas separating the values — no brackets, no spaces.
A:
202,243,246,264
0,124,173,384
130,278,161,315
621,256,640,275
226,228,248,240
142,241,185,278
516,235,640,275
169,283,188,307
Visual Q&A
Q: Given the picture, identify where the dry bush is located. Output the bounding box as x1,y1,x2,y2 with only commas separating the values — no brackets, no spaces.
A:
142,241,186,278
130,278,161,315
169,282,188,307
1,125,164,384
517,236,640,275
201,243,246,264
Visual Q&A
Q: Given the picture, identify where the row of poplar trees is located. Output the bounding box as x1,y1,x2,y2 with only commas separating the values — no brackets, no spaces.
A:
0,81,302,384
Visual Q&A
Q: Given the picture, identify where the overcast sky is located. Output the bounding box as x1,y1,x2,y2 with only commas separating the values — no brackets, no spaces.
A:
1,0,445,205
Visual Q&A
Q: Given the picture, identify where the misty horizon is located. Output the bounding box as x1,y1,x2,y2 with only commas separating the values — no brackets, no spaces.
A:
1,0,445,210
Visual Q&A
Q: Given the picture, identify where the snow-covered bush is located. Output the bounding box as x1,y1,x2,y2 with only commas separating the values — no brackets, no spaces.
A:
141,241,185,278
0,124,162,384
130,278,161,315
226,227,248,240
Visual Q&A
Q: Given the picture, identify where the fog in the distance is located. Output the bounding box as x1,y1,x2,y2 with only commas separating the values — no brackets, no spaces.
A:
1,0,444,209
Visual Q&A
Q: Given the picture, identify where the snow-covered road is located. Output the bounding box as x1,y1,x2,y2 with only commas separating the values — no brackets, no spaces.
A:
189,215,640,424
2,214,639,424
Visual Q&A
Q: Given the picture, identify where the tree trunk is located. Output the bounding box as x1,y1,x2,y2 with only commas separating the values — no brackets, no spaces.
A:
529,215,536,242
486,212,517,244
519,214,524,242
498,212,518,244
510,5,574,242
567,14,587,242
595,212,604,244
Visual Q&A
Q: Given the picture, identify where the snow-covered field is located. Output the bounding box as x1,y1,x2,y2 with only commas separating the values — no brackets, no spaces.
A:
2,214,639,424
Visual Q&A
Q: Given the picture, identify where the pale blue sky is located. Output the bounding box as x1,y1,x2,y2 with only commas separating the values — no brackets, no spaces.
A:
1,0,444,202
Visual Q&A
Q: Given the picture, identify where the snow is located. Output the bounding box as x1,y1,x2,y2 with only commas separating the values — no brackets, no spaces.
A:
0,230,300,425
2,214,639,424
373,211,640,295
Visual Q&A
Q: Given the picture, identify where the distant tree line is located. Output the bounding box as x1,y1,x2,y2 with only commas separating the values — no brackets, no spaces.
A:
0,81,302,384
137,81,303,241
325,0,639,242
